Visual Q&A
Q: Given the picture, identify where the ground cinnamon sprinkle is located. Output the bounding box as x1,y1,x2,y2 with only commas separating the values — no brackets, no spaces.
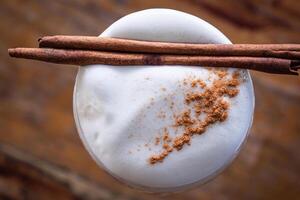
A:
175,109,194,126
155,137,160,145
215,69,228,78
149,69,241,164
191,79,207,88
162,128,172,143
157,111,166,119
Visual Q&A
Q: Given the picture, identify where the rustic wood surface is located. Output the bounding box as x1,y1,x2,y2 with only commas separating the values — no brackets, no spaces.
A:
0,0,299,199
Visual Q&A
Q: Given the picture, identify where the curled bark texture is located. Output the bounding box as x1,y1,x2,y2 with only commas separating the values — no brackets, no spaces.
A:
38,36,300,60
8,48,299,75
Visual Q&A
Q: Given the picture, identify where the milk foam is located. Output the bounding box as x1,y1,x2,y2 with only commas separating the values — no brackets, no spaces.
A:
73,9,254,191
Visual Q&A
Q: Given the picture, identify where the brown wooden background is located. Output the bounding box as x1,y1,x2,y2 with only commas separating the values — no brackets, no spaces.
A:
0,0,300,199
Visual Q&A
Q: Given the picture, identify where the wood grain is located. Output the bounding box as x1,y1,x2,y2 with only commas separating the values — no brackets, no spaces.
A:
0,0,299,199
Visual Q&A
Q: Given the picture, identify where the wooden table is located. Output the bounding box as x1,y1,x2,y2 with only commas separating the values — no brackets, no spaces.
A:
0,0,299,199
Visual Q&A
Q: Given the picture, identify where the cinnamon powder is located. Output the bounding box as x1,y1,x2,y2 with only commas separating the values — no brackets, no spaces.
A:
149,69,241,164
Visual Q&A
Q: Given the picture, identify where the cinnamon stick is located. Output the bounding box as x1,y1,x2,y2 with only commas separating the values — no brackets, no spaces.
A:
38,36,300,60
8,48,299,75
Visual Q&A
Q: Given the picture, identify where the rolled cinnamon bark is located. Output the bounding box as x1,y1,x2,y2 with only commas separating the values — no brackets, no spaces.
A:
8,48,299,75
38,36,300,60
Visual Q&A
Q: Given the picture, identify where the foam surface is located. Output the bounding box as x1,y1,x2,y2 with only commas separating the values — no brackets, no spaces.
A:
73,9,254,191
